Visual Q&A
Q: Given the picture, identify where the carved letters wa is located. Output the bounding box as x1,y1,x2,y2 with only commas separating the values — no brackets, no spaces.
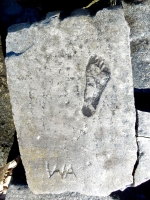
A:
45,161,76,179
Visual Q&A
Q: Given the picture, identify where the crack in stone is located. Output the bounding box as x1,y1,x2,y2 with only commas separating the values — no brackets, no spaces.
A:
132,110,140,186
132,136,139,186
136,135,150,139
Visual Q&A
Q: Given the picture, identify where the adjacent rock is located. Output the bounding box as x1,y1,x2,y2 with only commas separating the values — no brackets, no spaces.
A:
137,110,150,137
134,110,150,186
5,8,136,196
123,1,150,89
0,36,15,166
134,137,150,186
123,0,150,188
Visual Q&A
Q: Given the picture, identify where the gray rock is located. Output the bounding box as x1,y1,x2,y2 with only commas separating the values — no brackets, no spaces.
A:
134,137,150,186
133,110,150,186
5,8,136,196
0,36,15,166
123,1,150,89
137,110,150,137
123,0,150,190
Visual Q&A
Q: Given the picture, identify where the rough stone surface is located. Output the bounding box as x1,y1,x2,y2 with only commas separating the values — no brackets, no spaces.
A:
134,137,150,186
6,185,114,200
137,110,150,137
123,1,150,89
6,178,150,200
0,36,15,166
5,8,136,196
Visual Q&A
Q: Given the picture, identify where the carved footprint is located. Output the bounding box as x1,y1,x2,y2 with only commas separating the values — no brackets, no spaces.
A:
82,55,111,117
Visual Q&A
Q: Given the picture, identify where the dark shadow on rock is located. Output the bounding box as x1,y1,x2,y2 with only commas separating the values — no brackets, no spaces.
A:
110,180,150,200
0,26,7,57
122,0,145,5
17,0,113,17
7,132,20,163
7,132,27,185
134,88,150,112
11,159,27,185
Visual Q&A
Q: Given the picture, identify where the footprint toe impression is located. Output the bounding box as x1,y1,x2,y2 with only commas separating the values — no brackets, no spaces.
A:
82,55,111,117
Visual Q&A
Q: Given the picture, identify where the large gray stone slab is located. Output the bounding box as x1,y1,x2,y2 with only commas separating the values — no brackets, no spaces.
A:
5,8,136,196
123,1,150,89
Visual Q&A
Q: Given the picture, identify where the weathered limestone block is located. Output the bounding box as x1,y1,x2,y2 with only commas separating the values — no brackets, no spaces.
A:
123,1,150,88
134,111,150,186
0,36,15,166
5,8,136,196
